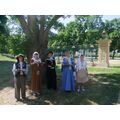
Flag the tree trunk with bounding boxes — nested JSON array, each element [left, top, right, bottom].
[[26, 32, 48, 84], [16, 15, 63, 84]]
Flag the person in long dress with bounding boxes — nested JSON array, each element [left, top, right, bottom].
[[76, 55, 88, 93], [30, 52, 42, 96], [46, 51, 57, 90], [61, 51, 75, 92], [12, 54, 28, 101]]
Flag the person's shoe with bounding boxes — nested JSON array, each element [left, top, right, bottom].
[[81, 87, 85, 92], [36, 92, 41, 96], [32, 92, 36, 96], [22, 97, 27, 101], [16, 98, 21, 102], [77, 88, 81, 93]]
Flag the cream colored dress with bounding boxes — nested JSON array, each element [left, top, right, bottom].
[[76, 60, 88, 83]]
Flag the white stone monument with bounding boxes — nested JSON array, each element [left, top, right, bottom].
[[97, 31, 112, 67]]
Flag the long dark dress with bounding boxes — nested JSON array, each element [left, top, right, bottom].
[[46, 57, 57, 90]]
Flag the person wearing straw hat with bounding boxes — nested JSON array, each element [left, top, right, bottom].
[[30, 52, 42, 96], [12, 54, 28, 101]]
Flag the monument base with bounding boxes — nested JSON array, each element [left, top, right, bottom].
[[97, 39, 111, 68], [97, 63, 109, 67]]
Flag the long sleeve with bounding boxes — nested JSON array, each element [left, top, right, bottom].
[[12, 63, 17, 76]]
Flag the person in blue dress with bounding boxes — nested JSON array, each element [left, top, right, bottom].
[[61, 51, 75, 92]]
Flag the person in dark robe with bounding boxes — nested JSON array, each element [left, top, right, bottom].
[[46, 51, 57, 90], [12, 54, 28, 101], [30, 52, 42, 96]]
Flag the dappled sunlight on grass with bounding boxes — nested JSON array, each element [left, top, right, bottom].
[[0, 54, 15, 62], [88, 66, 120, 74], [0, 57, 120, 104]]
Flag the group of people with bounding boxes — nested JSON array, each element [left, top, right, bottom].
[[62, 51, 88, 92], [12, 51, 88, 102]]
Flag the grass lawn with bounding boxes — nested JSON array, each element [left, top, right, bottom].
[[0, 54, 120, 105]]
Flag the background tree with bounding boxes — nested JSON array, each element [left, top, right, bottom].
[[49, 15, 105, 56], [0, 15, 9, 53], [104, 19, 120, 59], [16, 15, 63, 61]]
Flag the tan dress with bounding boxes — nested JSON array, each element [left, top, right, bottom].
[[76, 69, 88, 83], [30, 59, 42, 92], [76, 61, 88, 83]]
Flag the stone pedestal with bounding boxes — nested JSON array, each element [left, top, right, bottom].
[[97, 39, 111, 67]]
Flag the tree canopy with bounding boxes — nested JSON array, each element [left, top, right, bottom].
[[0, 15, 120, 59]]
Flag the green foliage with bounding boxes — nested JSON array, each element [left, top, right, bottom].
[[0, 15, 8, 35], [104, 18, 120, 57], [0, 15, 120, 58], [0, 15, 10, 53], [8, 34, 27, 55], [0, 34, 9, 53], [49, 15, 104, 52]]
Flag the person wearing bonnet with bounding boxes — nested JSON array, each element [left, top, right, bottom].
[[12, 54, 28, 101], [76, 54, 88, 93], [30, 52, 42, 96]]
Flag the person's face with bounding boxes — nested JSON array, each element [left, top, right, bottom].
[[80, 56, 84, 61], [65, 51, 70, 57], [48, 53, 52, 57], [18, 56, 23, 62], [34, 54, 39, 59]]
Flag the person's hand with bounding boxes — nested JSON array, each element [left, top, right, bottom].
[[17, 69, 20, 72], [20, 71, 23, 75], [36, 71, 40, 75], [34, 61, 37, 64]]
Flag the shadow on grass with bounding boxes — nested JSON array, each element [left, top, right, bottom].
[[0, 61, 32, 91], [110, 66, 120, 68], [0, 61, 15, 90], [0, 61, 120, 105], [21, 74, 120, 105]]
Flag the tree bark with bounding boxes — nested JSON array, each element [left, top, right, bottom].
[[16, 15, 63, 84], [16, 15, 62, 61]]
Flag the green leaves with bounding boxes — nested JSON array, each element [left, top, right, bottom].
[[49, 15, 104, 51]]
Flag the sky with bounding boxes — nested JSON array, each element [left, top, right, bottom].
[[59, 15, 120, 26], [51, 15, 120, 33], [9, 15, 120, 34], [103, 15, 120, 21]]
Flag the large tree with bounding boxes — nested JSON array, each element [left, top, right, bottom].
[[16, 15, 63, 61]]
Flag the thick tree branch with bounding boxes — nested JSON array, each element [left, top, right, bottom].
[[28, 15, 37, 32], [39, 15, 45, 30], [45, 15, 63, 32], [39, 16, 46, 45], [16, 15, 31, 36]]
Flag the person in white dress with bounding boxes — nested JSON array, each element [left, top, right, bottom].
[[76, 55, 88, 93]]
